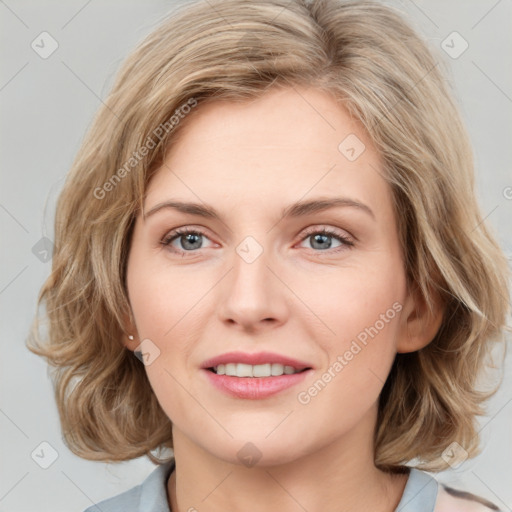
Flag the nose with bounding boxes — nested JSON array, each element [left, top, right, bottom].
[[218, 240, 289, 332]]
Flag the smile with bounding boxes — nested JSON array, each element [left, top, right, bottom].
[[209, 363, 306, 377]]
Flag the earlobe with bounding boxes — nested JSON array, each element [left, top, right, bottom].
[[396, 283, 444, 354], [121, 307, 139, 350], [121, 331, 139, 351]]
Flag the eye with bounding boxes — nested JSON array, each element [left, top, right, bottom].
[[161, 227, 214, 254], [297, 226, 354, 254], [160, 225, 354, 256]]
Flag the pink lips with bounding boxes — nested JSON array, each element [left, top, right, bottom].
[[201, 351, 312, 370], [201, 351, 313, 400]]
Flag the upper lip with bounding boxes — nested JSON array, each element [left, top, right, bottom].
[[201, 351, 313, 371]]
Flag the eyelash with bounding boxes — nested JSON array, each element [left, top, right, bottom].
[[160, 226, 354, 256]]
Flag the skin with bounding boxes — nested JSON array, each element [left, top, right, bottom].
[[123, 85, 443, 512]]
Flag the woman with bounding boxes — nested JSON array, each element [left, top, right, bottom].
[[28, 0, 510, 511]]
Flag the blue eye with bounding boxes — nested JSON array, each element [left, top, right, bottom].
[[299, 227, 354, 253], [161, 228, 212, 253], [161, 226, 354, 256]]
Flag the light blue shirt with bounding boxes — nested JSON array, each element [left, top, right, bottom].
[[82, 458, 497, 512]]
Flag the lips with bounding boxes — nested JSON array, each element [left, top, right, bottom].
[[200, 351, 314, 399], [201, 351, 312, 371]]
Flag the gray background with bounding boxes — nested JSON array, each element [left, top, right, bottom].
[[1, 0, 511, 511]]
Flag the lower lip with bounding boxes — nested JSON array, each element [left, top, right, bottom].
[[202, 368, 312, 399]]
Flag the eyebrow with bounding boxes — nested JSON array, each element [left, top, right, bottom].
[[143, 196, 375, 222]]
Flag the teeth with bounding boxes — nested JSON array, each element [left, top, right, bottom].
[[213, 363, 301, 377], [253, 363, 271, 377]]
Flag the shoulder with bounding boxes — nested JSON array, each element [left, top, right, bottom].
[[435, 484, 502, 512], [398, 467, 502, 512], [82, 483, 143, 512], [81, 460, 175, 512]]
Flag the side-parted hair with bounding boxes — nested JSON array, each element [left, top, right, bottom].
[[27, 0, 511, 471]]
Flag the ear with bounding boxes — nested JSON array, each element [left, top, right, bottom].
[[120, 306, 139, 351], [396, 281, 444, 354]]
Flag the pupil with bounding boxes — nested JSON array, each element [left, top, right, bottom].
[[183, 233, 201, 250], [312, 233, 331, 250]]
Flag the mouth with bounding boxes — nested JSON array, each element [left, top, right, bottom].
[[207, 363, 311, 377], [201, 351, 314, 399]]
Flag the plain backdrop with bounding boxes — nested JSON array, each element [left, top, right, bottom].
[[1, 0, 511, 511]]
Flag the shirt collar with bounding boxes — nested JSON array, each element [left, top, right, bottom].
[[136, 459, 438, 512], [138, 459, 175, 512], [394, 468, 439, 512]]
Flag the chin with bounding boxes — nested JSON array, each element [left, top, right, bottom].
[[200, 433, 310, 468]]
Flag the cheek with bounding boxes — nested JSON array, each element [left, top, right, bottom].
[[126, 256, 205, 425], [126, 248, 215, 406], [127, 246, 209, 340], [294, 270, 404, 428], [298, 259, 405, 349], [294, 263, 406, 419]]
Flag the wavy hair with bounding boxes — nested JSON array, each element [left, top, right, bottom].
[[27, 0, 511, 471]]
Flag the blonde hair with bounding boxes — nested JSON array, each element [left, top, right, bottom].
[[27, 0, 511, 471]]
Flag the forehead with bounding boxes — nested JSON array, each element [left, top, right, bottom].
[[144, 86, 392, 223]]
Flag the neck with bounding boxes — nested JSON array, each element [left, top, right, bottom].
[[167, 406, 408, 512]]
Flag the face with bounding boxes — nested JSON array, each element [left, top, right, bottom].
[[125, 86, 414, 467]]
